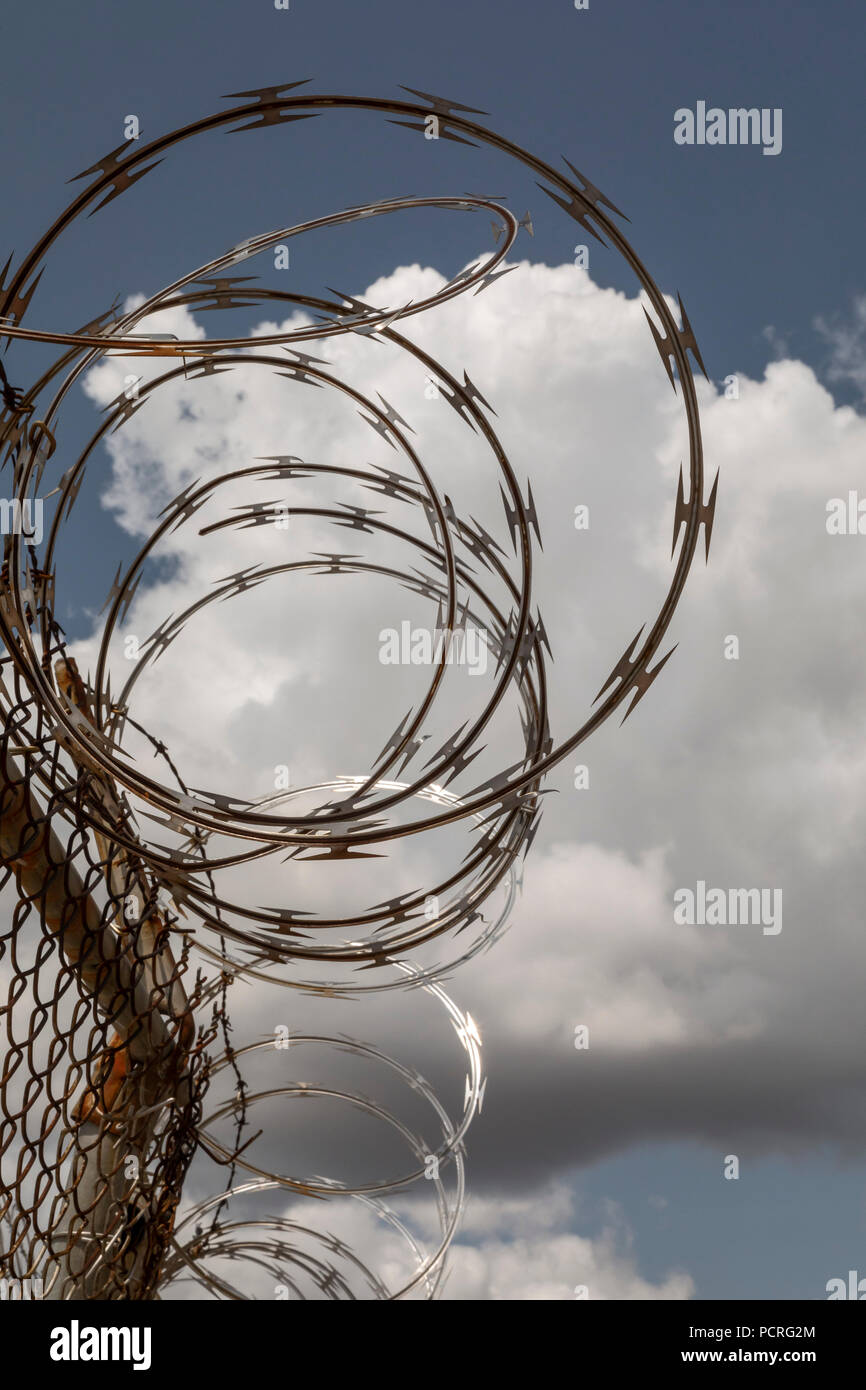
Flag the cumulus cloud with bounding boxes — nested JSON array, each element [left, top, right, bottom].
[[26, 249, 866, 1292], [815, 295, 866, 400], [164, 1181, 692, 1301], [444, 1184, 693, 1300]]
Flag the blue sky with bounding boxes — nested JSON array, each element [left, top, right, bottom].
[[3, 0, 862, 393], [3, 0, 861, 633], [3, 0, 866, 1301], [4, 0, 863, 637]]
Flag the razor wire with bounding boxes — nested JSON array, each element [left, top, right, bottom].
[[0, 85, 714, 1299]]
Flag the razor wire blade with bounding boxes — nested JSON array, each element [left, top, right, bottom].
[[0, 85, 713, 1299]]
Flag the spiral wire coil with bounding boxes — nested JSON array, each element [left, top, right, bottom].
[[0, 85, 712, 1299]]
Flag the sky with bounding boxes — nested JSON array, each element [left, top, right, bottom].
[[2, 0, 866, 1301]]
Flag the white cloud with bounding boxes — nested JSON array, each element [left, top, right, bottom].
[[438, 1184, 691, 1300], [66, 259, 866, 1117], [164, 1181, 693, 1301], [815, 295, 866, 399], [13, 251, 866, 1294]]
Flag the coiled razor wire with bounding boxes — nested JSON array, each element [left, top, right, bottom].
[[0, 85, 714, 1299]]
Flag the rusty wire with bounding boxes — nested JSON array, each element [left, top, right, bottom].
[[0, 86, 713, 1298]]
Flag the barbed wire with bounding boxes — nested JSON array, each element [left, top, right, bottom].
[[0, 85, 713, 1298]]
